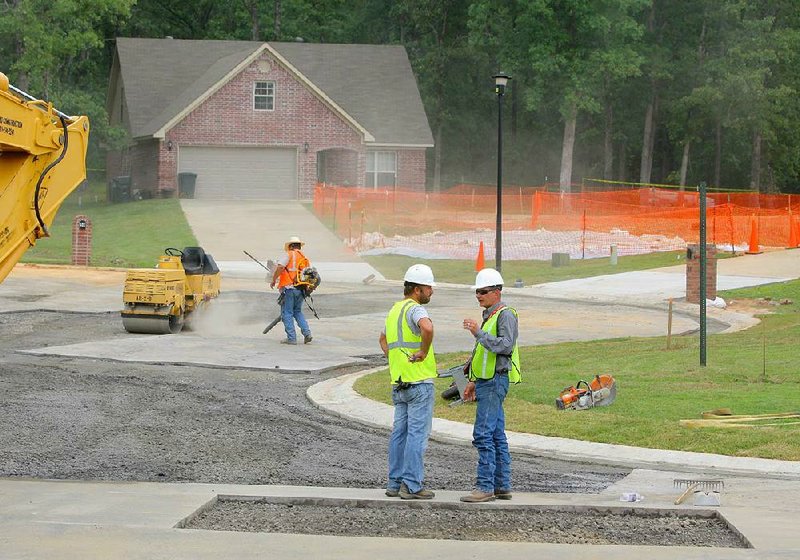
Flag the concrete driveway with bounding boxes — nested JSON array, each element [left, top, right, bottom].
[[180, 200, 383, 283]]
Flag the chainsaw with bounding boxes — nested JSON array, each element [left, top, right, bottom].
[[556, 374, 617, 410]]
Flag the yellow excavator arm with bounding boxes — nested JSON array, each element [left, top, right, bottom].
[[0, 71, 90, 283]]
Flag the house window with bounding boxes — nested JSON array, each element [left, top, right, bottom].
[[366, 151, 397, 189], [254, 81, 275, 111]]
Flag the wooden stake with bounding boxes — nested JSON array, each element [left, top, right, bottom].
[[667, 298, 673, 349]]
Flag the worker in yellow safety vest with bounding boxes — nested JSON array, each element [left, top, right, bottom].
[[460, 267, 521, 503], [379, 264, 437, 500]]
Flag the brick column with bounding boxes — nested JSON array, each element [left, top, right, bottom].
[[71, 215, 92, 266], [686, 244, 717, 303]]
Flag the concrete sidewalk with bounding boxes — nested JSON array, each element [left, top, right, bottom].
[[527, 248, 798, 304]]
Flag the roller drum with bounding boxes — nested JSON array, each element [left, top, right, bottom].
[[121, 313, 184, 334]]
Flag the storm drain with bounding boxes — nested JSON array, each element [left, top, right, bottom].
[[182, 496, 749, 548]]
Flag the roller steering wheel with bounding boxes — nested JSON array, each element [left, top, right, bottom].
[[165, 247, 184, 257]]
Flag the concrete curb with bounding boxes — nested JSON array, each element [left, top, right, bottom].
[[307, 370, 800, 480]]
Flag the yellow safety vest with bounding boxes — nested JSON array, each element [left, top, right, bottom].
[[385, 298, 436, 384], [470, 306, 521, 383]]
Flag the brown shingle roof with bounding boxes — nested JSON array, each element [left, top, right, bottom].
[[114, 38, 433, 146]]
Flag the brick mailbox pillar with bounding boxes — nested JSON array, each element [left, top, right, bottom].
[[71, 215, 92, 266], [686, 244, 717, 303]]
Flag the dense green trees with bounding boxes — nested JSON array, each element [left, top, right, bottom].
[[2, 0, 798, 191]]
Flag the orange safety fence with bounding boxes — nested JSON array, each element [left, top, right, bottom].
[[313, 183, 800, 261]]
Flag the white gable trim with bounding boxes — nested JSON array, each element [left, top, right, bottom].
[[153, 43, 374, 142]]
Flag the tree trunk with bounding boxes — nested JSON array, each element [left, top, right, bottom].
[[249, 1, 259, 40], [750, 130, 762, 191], [679, 139, 690, 188], [617, 141, 627, 182], [559, 104, 577, 193], [639, 90, 658, 184], [714, 120, 722, 188], [433, 124, 442, 192], [274, 0, 282, 39], [603, 102, 613, 180], [511, 81, 518, 141]]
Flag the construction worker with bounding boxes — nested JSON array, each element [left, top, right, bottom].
[[460, 267, 521, 503], [270, 235, 312, 345], [379, 264, 437, 500]]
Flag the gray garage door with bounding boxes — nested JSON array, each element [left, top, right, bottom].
[[178, 146, 297, 199]]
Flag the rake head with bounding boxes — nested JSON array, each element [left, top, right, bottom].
[[673, 478, 725, 491]]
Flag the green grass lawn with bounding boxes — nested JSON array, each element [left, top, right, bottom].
[[22, 181, 197, 268], [354, 279, 800, 460]]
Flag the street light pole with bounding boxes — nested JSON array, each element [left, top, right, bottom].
[[493, 72, 510, 273]]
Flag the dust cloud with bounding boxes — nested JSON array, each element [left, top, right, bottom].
[[189, 291, 276, 338]]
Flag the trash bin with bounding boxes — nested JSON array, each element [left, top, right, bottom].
[[178, 172, 197, 198], [109, 176, 131, 203]]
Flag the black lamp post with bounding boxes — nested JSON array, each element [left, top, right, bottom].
[[493, 72, 511, 272]]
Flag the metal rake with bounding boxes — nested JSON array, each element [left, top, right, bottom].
[[673, 478, 724, 505]]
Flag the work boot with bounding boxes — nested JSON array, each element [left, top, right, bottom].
[[385, 487, 400, 498], [280, 339, 297, 345], [399, 483, 435, 500], [304, 334, 313, 344], [494, 489, 512, 500], [460, 490, 495, 503]]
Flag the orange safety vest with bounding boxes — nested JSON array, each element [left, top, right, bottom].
[[278, 249, 310, 289]]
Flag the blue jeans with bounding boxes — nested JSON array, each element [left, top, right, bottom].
[[387, 383, 434, 494], [472, 375, 511, 493], [280, 287, 310, 343]]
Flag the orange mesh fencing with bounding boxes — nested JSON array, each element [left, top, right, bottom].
[[313, 183, 800, 260]]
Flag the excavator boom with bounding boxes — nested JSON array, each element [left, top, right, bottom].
[[0, 71, 90, 283]]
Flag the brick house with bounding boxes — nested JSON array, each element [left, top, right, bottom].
[[106, 38, 433, 199]]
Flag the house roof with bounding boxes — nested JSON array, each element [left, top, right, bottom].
[[113, 38, 434, 147]]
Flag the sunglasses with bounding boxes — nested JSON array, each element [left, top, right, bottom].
[[475, 288, 497, 295]]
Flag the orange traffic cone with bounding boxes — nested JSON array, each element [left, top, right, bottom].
[[788, 215, 799, 249], [746, 215, 762, 254], [475, 241, 485, 271]]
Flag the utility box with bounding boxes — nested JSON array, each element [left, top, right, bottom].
[[686, 244, 717, 303], [551, 253, 571, 267]]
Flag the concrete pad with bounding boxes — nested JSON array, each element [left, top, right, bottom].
[[20, 333, 366, 373]]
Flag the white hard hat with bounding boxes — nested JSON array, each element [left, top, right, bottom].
[[473, 268, 504, 290], [284, 235, 305, 250], [404, 264, 436, 286]]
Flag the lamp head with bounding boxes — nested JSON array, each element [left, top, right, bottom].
[[493, 72, 511, 96]]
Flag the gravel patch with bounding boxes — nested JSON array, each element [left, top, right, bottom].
[[187, 498, 748, 547]]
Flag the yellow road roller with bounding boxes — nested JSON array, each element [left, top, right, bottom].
[[121, 246, 221, 334]]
